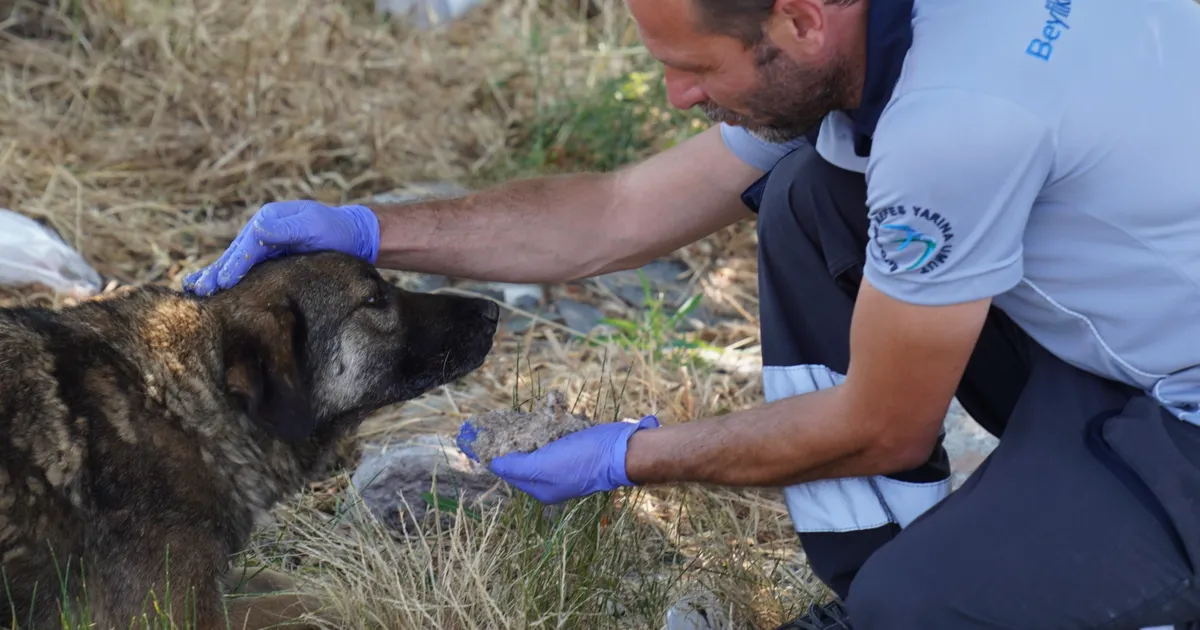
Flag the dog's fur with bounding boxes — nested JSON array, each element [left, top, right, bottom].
[[0, 251, 499, 629]]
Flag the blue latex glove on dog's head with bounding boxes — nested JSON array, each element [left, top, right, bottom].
[[183, 200, 380, 296], [457, 416, 661, 505]]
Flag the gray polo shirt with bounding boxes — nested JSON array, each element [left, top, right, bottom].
[[724, 0, 1200, 423]]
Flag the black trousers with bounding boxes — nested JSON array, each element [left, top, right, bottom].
[[750, 141, 1200, 629]]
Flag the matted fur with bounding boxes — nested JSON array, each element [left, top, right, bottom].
[[0, 251, 499, 629]]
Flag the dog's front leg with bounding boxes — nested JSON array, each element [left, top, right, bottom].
[[219, 591, 329, 630], [87, 557, 328, 630], [82, 526, 229, 630], [85, 571, 223, 630], [219, 564, 337, 630], [222, 564, 301, 595]]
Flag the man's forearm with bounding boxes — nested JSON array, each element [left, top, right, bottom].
[[368, 172, 626, 284], [625, 387, 934, 488]]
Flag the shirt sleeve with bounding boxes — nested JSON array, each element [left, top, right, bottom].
[[719, 122, 809, 172], [862, 89, 1057, 306]]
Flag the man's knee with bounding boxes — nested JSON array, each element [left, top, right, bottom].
[[757, 142, 868, 233], [755, 141, 870, 279], [759, 141, 826, 213], [844, 545, 965, 630]]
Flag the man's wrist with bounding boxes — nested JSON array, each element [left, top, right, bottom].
[[611, 416, 663, 487], [621, 421, 668, 486], [341, 204, 381, 264], [621, 429, 648, 486]]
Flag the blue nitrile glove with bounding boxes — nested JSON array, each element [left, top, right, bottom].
[[456, 416, 661, 505], [182, 200, 380, 296]]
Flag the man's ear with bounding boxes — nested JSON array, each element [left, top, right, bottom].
[[224, 302, 318, 443]]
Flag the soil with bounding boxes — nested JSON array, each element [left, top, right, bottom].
[[466, 390, 595, 466]]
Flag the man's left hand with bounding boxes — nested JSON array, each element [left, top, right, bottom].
[[457, 416, 660, 504]]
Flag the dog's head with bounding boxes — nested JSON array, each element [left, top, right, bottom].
[[208, 252, 499, 444]]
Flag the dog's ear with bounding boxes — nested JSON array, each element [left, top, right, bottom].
[[223, 301, 318, 442]]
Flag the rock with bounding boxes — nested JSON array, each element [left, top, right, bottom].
[[499, 283, 544, 309], [408, 274, 450, 293], [503, 307, 563, 334], [452, 281, 505, 302], [512, 295, 539, 311], [348, 434, 504, 533], [452, 281, 544, 307], [593, 259, 692, 308], [639, 259, 693, 285], [413, 274, 450, 292], [675, 303, 739, 331], [377, 270, 450, 295], [554, 298, 607, 334]]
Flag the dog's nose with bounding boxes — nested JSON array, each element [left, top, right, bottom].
[[481, 300, 500, 323]]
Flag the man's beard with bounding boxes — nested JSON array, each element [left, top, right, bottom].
[[700, 42, 850, 144]]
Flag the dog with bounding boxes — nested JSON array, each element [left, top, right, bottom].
[[0, 251, 500, 629]]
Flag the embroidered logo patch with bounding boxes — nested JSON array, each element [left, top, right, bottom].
[[868, 205, 956, 275]]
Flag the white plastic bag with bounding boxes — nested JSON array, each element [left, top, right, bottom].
[[374, 0, 484, 28], [665, 589, 730, 630], [0, 208, 103, 299]]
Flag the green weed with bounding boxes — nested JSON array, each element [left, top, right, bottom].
[[592, 270, 717, 368], [481, 65, 711, 183]]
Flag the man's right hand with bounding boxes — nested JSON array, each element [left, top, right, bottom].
[[184, 125, 764, 293], [183, 200, 380, 296]]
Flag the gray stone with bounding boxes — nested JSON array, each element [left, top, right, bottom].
[[348, 434, 505, 533], [410, 274, 450, 293], [678, 303, 737, 330], [511, 294, 540, 311], [378, 270, 450, 294], [640, 259, 692, 284], [554, 298, 606, 334], [594, 259, 693, 308], [452, 282, 544, 308], [499, 283, 544, 309], [453, 281, 505, 302], [504, 307, 564, 334]]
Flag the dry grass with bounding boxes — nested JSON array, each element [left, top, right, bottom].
[[0, 0, 829, 627]]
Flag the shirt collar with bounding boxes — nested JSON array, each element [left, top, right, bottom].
[[843, 0, 916, 157]]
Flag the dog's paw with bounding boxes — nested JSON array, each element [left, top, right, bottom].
[[222, 565, 300, 595], [223, 592, 334, 630]]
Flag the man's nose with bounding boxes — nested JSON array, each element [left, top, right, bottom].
[[664, 68, 707, 110]]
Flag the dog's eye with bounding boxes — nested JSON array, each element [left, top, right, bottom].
[[364, 288, 388, 308]]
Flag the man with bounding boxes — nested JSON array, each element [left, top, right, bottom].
[[185, 0, 1200, 626]]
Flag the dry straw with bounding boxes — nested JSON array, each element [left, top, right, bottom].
[[1, 0, 643, 285]]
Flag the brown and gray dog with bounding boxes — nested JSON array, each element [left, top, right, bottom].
[[0, 251, 500, 629]]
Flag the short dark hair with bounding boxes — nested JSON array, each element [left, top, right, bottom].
[[692, 0, 861, 46]]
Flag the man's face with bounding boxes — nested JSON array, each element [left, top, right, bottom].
[[628, 0, 853, 143]]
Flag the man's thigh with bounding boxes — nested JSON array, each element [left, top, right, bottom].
[[846, 343, 1200, 630]]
